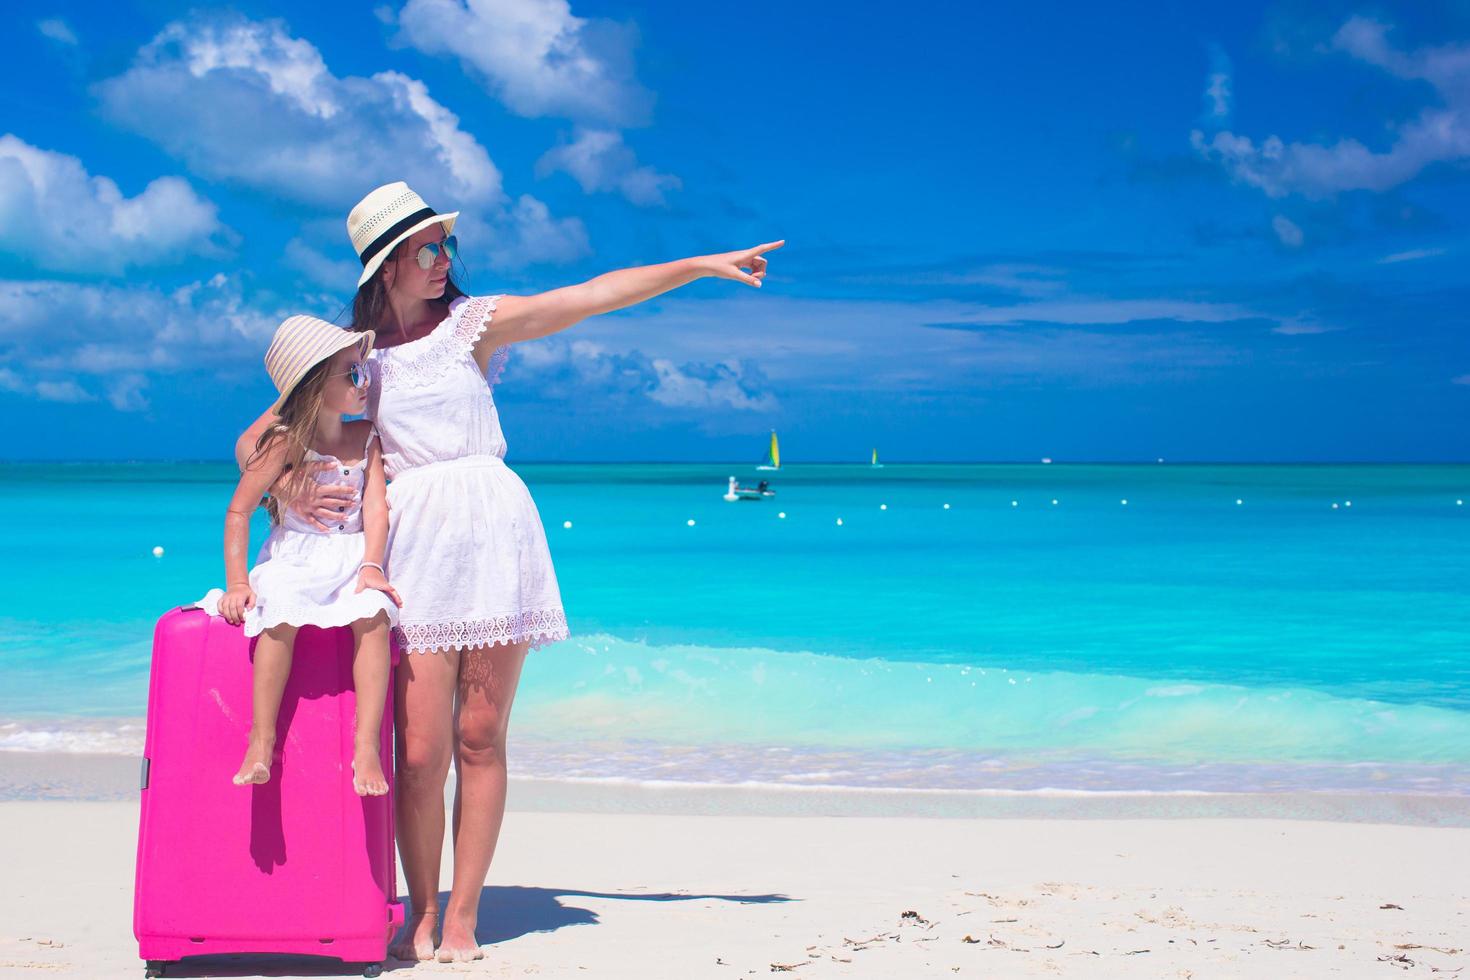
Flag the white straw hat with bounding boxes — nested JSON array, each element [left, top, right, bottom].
[[347, 181, 459, 288], [264, 315, 375, 414]]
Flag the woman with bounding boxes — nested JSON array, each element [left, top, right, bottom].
[[238, 181, 780, 962]]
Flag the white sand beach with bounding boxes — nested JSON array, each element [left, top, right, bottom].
[[2, 756, 1467, 979]]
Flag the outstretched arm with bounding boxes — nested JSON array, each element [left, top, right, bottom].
[[477, 240, 784, 370]]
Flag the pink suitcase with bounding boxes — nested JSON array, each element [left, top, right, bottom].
[[133, 607, 403, 978]]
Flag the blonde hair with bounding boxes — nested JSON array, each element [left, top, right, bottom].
[[247, 359, 332, 525]]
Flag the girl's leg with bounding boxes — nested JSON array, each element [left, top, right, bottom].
[[437, 641, 529, 963], [389, 647, 459, 961], [349, 612, 393, 796], [232, 624, 298, 786]]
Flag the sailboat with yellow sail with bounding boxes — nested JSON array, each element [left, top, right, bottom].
[[870, 447, 884, 468], [757, 430, 781, 471]]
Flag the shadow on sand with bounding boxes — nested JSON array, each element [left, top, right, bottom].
[[429, 883, 795, 945]]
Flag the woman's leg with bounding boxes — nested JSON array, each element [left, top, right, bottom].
[[349, 612, 393, 796], [232, 624, 297, 785], [389, 647, 459, 961], [437, 641, 529, 962]]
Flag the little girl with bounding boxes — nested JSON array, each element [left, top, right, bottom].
[[218, 315, 402, 797]]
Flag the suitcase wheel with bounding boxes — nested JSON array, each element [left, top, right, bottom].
[[144, 962, 168, 978]]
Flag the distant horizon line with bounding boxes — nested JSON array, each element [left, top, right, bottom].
[[6, 457, 1469, 467]]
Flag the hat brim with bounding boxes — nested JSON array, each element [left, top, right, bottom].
[[269, 330, 376, 416], [355, 212, 459, 288]]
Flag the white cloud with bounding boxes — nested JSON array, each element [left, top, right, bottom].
[[0, 135, 225, 274], [842, 263, 1070, 297], [554, 291, 1327, 400], [1453, 374, 1470, 385], [0, 274, 289, 410], [1204, 45, 1232, 119], [0, 368, 94, 404], [1272, 215, 1304, 248], [499, 333, 777, 412], [393, 0, 651, 126], [37, 18, 78, 45], [95, 14, 587, 272], [285, 239, 362, 289], [107, 374, 151, 411], [1378, 247, 1447, 264], [1192, 17, 1470, 197], [646, 359, 777, 411], [494, 195, 591, 266], [537, 128, 679, 206], [96, 18, 499, 207]]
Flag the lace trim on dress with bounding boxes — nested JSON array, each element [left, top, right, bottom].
[[453, 294, 509, 386], [373, 295, 508, 389], [393, 606, 569, 654]]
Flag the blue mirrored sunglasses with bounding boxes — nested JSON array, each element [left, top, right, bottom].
[[331, 361, 369, 389], [415, 235, 458, 270]]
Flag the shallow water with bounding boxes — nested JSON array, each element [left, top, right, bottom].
[[4, 461, 1468, 793]]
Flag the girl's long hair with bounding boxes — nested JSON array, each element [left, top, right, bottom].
[[247, 361, 332, 525], [350, 238, 466, 336]]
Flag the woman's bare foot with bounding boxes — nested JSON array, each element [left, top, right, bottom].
[[351, 744, 389, 796], [231, 733, 274, 786], [436, 912, 483, 963], [388, 909, 438, 961]]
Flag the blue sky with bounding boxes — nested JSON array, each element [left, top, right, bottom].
[[2, 0, 1468, 462]]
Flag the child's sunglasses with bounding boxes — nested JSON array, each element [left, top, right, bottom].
[[332, 362, 369, 389], [415, 235, 458, 270]]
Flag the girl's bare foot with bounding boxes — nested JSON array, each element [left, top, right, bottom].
[[351, 744, 389, 796], [231, 733, 274, 786], [436, 912, 483, 963], [389, 909, 438, 961]]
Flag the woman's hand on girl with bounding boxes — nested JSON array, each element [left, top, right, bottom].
[[355, 566, 403, 607], [220, 584, 256, 625], [286, 460, 360, 531], [700, 240, 784, 287]]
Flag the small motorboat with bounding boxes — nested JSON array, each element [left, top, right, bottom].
[[724, 476, 776, 501]]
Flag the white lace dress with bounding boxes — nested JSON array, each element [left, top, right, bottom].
[[366, 295, 569, 654], [243, 430, 400, 637]]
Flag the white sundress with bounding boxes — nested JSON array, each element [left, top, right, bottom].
[[243, 429, 400, 637], [366, 294, 568, 654]]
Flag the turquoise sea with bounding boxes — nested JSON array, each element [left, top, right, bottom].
[[3, 461, 1468, 795]]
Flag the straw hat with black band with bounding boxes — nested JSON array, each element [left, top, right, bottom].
[[347, 182, 459, 288], [264, 315, 375, 414]]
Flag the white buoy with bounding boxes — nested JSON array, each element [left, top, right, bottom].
[[1459, 499, 1464, 506], [835, 517, 844, 526], [686, 519, 696, 527], [1344, 500, 1353, 508], [778, 511, 787, 519], [1010, 500, 1018, 507], [1120, 499, 1129, 506], [562, 520, 572, 529], [1051, 499, 1058, 506], [880, 503, 887, 511], [1236, 499, 1243, 506], [943, 503, 951, 510], [1332, 503, 1339, 509], [151, 546, 164, 558]]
